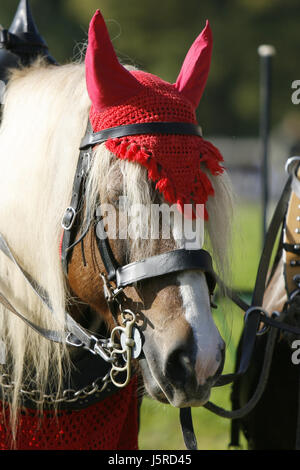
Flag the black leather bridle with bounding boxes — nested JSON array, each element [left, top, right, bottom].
[[57, 121, 300, 450], [60, 119, 216, 296], [2, 117, 300, 449], [59, 119, 218, 450], [1, 0, 298, 450], [0, 119, 217, 378]]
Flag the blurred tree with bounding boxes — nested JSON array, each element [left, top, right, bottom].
[[0, 0, 300, 138]]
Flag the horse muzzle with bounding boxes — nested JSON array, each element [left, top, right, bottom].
[[139, 333, 225, 407]]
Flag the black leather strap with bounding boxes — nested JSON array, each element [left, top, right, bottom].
[[95, 216, 120, 281], [115, 248, 215, 292], [0, 231, 111, 357], [237, 175, 292, 377], [95, 211, 216, 291], [61, 120, 93, 274], [213, 175, 292, 388], [283, 243, 300, 254], [80, 122, 203, 149], [180, 408, 198, 450], [202, 174, 294, 430]]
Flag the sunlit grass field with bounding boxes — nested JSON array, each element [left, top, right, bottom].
[[139, 202, 263, 450]]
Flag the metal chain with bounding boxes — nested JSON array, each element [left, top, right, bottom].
[[0, 274, 141, 406], [0, 311, 140, 405], [0, 371, 111, 405]]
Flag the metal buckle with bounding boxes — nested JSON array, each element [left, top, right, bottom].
[[244, 306, 270, 336], [65, 332, 83, 348], [90, 336, 113, 362], [61, 207, 76, 230], [285, 156, 300, 175], [100, 272, 124, 303], [289, 288, 300, 301], [81, 152, 91, 176]]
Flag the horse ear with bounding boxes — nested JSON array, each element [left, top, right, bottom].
[[85, 10, 143, 113], [174, 20, 212, 109]]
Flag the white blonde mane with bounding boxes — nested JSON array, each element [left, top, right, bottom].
[[0, 60, 233, 433]]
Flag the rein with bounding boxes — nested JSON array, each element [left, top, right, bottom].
[[1, 113, 300, 449], [206, 157, 300, 451]]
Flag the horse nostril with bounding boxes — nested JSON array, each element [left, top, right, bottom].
[[165, 347, 196, 386], [165, 342, 225, 388]]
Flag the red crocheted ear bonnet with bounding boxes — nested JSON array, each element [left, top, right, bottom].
[[85, 10, 224, 219]]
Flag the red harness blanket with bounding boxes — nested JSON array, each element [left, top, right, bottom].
[[0, 378, 138, 450]]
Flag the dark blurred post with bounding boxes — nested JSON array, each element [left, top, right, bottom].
[[258, 44, 276, 242]]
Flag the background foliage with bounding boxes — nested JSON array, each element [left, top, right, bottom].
[[1, 0, 300, 137]]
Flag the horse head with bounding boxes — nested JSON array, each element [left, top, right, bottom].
[[65, 10, 230, 408], [0, 9, 233, 441]]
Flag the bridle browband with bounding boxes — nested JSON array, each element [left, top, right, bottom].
[[80, 121, 203, 149]]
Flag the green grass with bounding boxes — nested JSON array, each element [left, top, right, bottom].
[[138, 202, 262, 450]]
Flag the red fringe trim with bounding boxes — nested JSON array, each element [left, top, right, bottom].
[[105, 137, 224, 220]]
